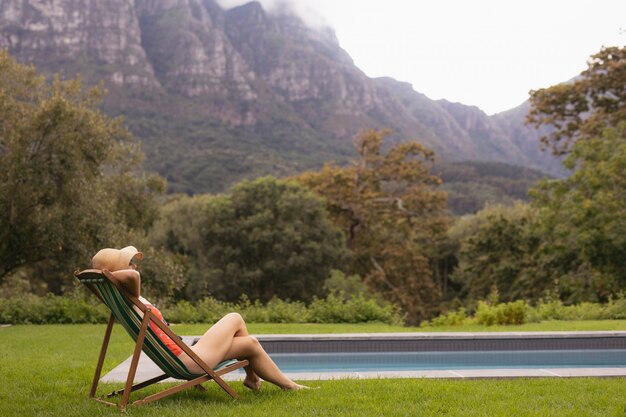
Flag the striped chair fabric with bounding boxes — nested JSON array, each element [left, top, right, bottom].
[[78, 271, 235, 381]]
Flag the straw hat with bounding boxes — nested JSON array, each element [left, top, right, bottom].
[[92, 246, 143, 272]]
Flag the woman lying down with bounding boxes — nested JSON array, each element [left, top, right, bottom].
[[91, 246, 310, 391]]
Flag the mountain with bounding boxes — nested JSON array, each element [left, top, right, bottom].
[[0, 0, 564, 194]]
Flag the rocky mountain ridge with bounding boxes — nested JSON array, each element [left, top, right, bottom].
[[0, 0, 563, 193]]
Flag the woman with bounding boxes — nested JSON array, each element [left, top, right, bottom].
[[91, 246, 308, 391]]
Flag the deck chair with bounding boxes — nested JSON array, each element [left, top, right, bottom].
[[75, 269, 249, 410]]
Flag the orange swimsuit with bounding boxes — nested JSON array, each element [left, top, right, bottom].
[[143, 300, 183, 357]]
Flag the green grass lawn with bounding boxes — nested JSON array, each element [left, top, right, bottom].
[[191, 319, 626, 335], [2, 322, 626, 416]]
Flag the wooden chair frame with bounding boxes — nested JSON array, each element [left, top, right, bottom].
[[76, 269, 249, 410]]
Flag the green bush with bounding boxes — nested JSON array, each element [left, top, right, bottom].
[[263, 298, 307, 323], [560, 302, 606, 321], [166, 300, 200, 323], [306, 292, 402, 325], [424, 308, 467, 327], [529, 294, 626, 321], [238, 297, 270, 323], [475, 300, 528, 326], [0, 294, 41, 324], [168, 292, 401, 325], [533, 299, 567, 320], [603, 295, 626, 319], [0, 291, 108, 324], [167, 298, 234, 323], [194, 297, 234, 323], [424, 293, 626, 328], [4, 290, 626, 326], [0, 291, 402, 325]]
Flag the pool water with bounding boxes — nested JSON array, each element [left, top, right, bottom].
[[269, 350, 626, 372]]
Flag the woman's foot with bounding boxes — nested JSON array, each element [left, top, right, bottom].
[[243, 375, 263, 391], [283, 382, 312, 391]]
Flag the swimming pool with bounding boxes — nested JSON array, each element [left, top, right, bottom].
[[103, 331, 626, 382], [256, 331, 626, 375], [269, 350, 626, 372]]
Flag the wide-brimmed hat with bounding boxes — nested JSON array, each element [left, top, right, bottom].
[[92, 246, 143, 272]]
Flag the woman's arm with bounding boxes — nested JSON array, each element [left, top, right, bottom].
[[106, 269, 141, 297]]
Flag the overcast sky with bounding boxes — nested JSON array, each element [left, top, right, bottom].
[[217, 0, 625, 115]]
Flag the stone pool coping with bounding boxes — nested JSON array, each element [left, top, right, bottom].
[[101, 332, 626, 382], [254, 331, 626, 353], [255, 331, 626, 340]]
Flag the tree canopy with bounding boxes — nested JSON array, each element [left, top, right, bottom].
[[297, 130, 449, 323], [450, 203, 544, 303], [453, 45, 626, 306], [0, 50, 164, 292], [527, 46, 626, 155], [524, 46, 626, 302], [454, 123, 626, 305], [149, 176, 348, 302], [529, 122, 626, 302]]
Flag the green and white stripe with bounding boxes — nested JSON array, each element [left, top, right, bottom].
[[78, 272, 235, 380]]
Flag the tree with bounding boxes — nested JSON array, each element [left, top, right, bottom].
[[451, 125, 626, 305], [527, 46, 626, 155], [525, 45, 626, 302], [296, 130, 449, 323], [450, 203, 545, 303], [150, 177, 348, 302], [450, 46, 626, 307], [529, 123, 626, 302], [0, 50, 164, 292]]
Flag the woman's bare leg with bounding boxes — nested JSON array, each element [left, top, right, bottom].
[[181, 313, 305, 390], [222, 335, 307, 390], [182, 313, 260, 388]]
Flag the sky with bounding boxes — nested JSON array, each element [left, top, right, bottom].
[[217, 0, 625, 115]]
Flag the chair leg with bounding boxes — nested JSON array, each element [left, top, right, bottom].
[[90, 314, 115, 398], [212, 364, 246, 399], [119, 312, 151, 409]]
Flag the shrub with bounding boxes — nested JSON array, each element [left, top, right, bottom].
[[0, 290, 403, 325], [474, 300, 528, 325], [604, 294, 626, 319], [306, 292, 402, 324], [194, 297, 234, 323], [6, 290, 626, 327], [533, 298, 567, 320], [238, 296, 269, 323], [528, 294, 626, 321], [560, 302, 605, 321], [263, 298, 307, 323], [166, 300, 201, 323], [0, 290, 108, 324], [0, 294, 43, 324], [237, 295, 308, 323], [425, 308, 468, 327], [166, 298, 233, 323], [167, 292, 402, 325]]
